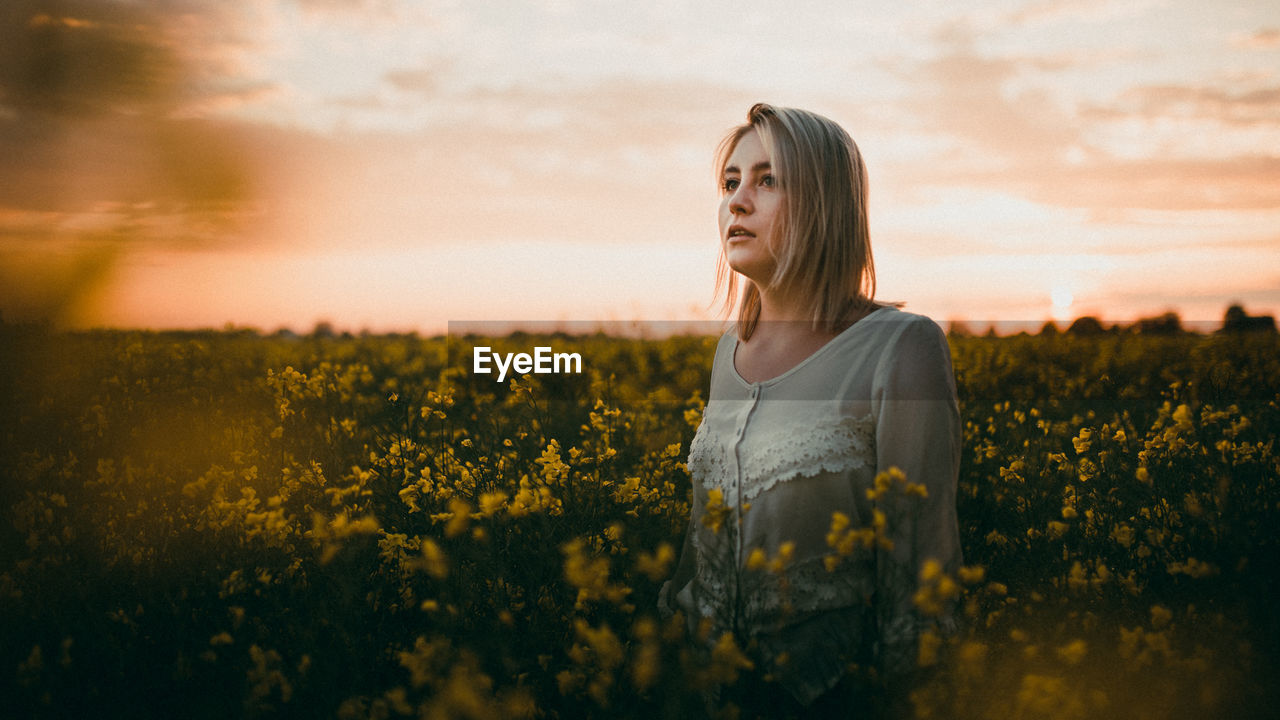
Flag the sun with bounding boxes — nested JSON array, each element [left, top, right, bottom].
[[1050, 286, 1074, 322]]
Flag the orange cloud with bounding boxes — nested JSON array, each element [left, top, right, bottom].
[[1232, 28, 1280, 50], [0, 0, 269, 323], [1100, 84, 1280, 127], [867, 22, 1280, 214]]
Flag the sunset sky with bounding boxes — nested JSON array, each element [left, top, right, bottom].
[[1, 0, 1277, 333]]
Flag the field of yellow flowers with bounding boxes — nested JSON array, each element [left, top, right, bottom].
[[1, 325, 1277, 719]]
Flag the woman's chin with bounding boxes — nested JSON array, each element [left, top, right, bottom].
[[726, 254, 772, 283]]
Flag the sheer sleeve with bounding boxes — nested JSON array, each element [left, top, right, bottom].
[[870, 316, 963, 678]]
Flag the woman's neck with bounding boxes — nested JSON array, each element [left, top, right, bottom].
[[751, 286, 873, 341], [756, 286, 809, 325], [735, 287, 840, 383]]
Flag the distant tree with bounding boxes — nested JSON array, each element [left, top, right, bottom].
[[1135, 312, 1184, 335], [1066, 316, 1106, 335], [312, 321, 336, 338], [1224, 304, 1245, 327], [947, 320, 974, 337], [1039, 321, 1060, 336], [1221, 304, 1277, 334]]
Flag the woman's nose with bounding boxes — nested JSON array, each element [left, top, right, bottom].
[[729, 187, 752, 215]]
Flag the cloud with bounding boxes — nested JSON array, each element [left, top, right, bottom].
[[876, 26, 1086, 200], [0, 1, 271, 210], [293, 0, 399, 17], [1046, 156, 1280, 211], [901, 146, 1280, 213], [1095, 84, 1280, 127], [1001, 0, 1164, 27], [874, 23, 1280, 215], [172, 82, 281, 119], [0, 0, 272, 322], [0, 1, 178, 118], [902, 26, 1086, 159], [0, 3, 756, 258], [223, 78, 757, 252], [384, 67, 440, 95], [1232, 28, 1280, 50]]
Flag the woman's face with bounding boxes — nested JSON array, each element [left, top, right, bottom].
[[719, 128, 783, 285]]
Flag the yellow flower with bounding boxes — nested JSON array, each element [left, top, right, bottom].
[[1067, 561, 1088, 593], [1150, 605, 1173, 629], [937, 575, 959, 600], [827, 511, 851, 540], [574, 619, 624, 670], [1168, 557, 1218, 578], [444, 498, 470, 538], [1172, 403, 1193, 430], [561, 538, 630, 608], [536, 440, 570, 482], [1107, 522, 1133, 548], [958, 640, 987, 666], [478, 491, 507, 517], [917, 629, 941, 667], [768, 542, 795, 574], [1093, 563, 1113, 586], [700, 488, 731, 534], [708, 632, 754, 684], [872, 508, 888, 533], [1072, 428, 1093, 454], [635, 544, 675, 582], [630, 639, 660, 692], [867, 467, 906, 501], [419, 539, 448, 580], [1056, 639, 1087, 665], [1118, 626, 1143, 659], [556, 669, 582, 695]]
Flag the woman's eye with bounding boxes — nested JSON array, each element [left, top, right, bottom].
[[760, 174, 775, 188], [722, 178, 740, 192]]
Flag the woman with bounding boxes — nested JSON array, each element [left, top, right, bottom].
[[659, 104, 963, 716]]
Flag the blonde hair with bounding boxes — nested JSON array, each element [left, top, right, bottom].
[[715, 103, 877, 340]]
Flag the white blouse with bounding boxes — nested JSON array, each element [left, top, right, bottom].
[[659, 306, 963, 705]]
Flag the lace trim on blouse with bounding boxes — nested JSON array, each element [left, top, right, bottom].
[[688, 404, 874, 500], [686, 419, 727, 495]]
